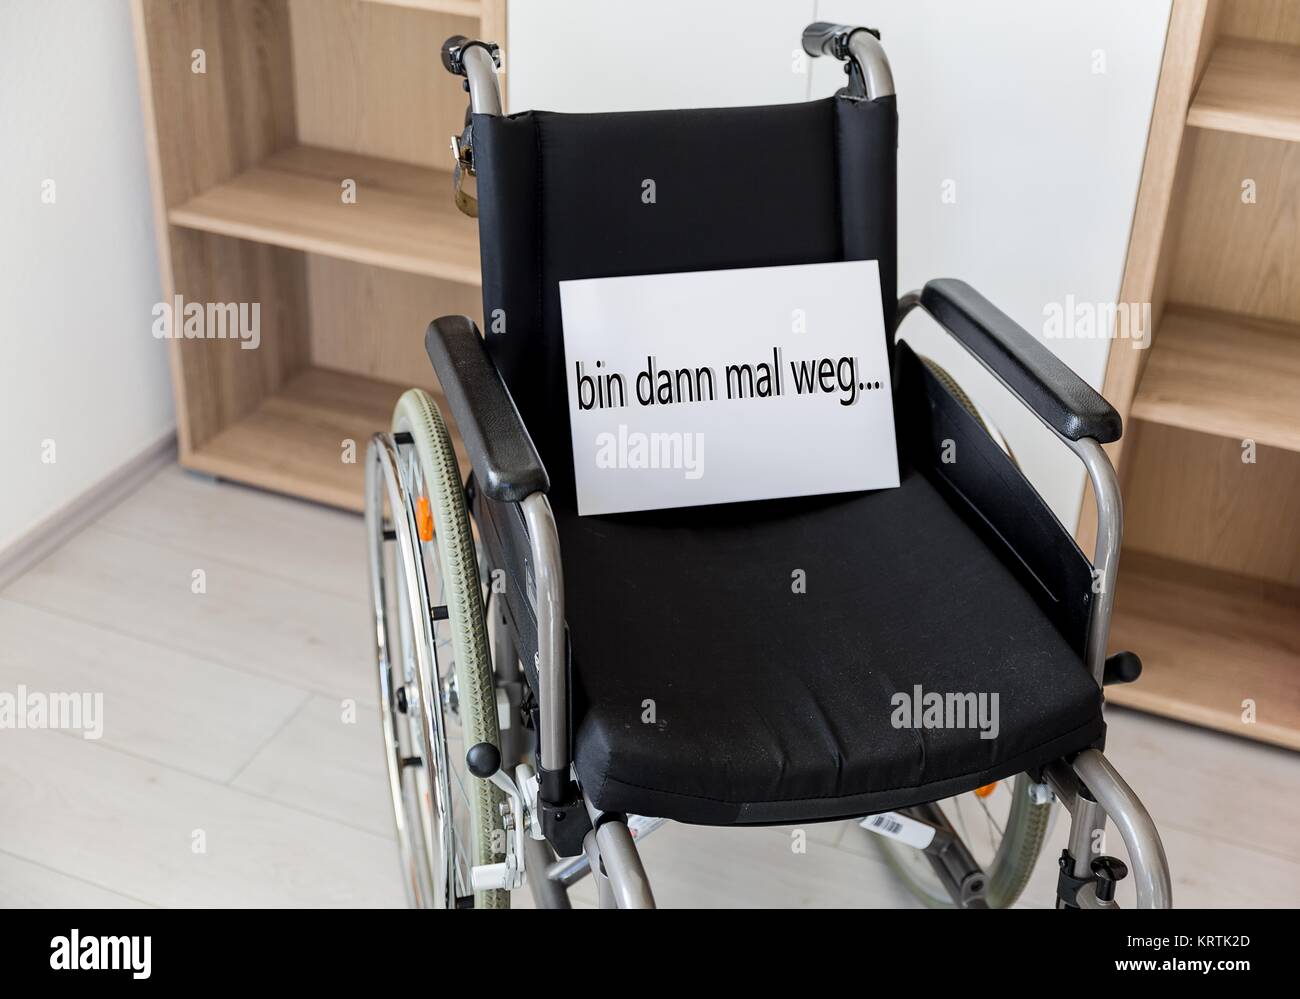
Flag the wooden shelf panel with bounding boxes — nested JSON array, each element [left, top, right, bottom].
[[169, 145, 481, 285], [1108, 552, 1300, 750], [1188, 38, 1300, 142], [186, 366, 467, 512], [1122, 421, 1300, 587], [1131, 308, 1300, 452], [362, 0, 483, 15]]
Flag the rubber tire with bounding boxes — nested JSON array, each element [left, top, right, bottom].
[[393, 389, 509, 910]]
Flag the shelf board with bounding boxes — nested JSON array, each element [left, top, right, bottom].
[[186, 366, 467, 512], [1131, 307, 1300, 452], [362, 0, 483, 15], [169, 145, 480, 285], [1108, 552, 1300, 750], [1187, 37, 1300, 142]]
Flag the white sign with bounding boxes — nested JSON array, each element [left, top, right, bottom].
[[559, 260, 899, 516]]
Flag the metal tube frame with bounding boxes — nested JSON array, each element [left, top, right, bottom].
[[1072, 749, 1172, 908], [461, 44, 503, 116], [455, 41, 657, 909], [519, 493, 567, 775], [844, 31, 895, 100]]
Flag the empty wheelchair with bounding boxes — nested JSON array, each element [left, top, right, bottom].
[[365, 22, 1171, 909]]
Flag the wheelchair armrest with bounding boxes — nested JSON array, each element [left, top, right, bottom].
[[918, 279, 1122, 444], [424, 315, 550, 502]]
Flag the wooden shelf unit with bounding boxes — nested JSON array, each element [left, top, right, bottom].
[[132, 0, 504, 510], [1082, 0, 1300, 749]]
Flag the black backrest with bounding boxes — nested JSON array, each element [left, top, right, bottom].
[[472, 95, 898, 503]]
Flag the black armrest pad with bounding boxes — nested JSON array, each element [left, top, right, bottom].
[[424, 315, 549, 503], [920, 279, 1122, 443]]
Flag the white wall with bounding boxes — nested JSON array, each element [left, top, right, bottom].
[[0, 1, 173, 553], [507, 0, 1170, 528]]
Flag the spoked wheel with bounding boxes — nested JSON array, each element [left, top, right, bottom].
[[872, 774, 1054, 908], [366, 388, 509, 909]]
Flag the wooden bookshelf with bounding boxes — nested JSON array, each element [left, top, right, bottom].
[[132, 0, 503, 509], [1081, 0, 1300, 749]]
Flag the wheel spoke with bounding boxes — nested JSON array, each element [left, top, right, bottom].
[[954, 795, 973, 849], [975, 791, 1005, 840]]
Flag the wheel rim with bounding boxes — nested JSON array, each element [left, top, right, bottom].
[[367, 433, 460, 908], [395, 420, 479, 905]]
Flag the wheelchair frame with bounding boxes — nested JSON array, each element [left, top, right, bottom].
[[378, 23, 1173, 910]]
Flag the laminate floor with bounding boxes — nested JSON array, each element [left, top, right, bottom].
[[2, 466, 1296, 908]]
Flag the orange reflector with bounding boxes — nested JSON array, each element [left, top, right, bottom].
[[416, 497, 434, 541], [974, 782, 998, 799]]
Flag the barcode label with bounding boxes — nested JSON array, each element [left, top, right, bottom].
[[859, 811, 936, 850]]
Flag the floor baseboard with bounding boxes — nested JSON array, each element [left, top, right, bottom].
[[0, 431, 178, 592]]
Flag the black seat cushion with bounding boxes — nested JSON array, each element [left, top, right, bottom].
[[559, 462, 1104, 825]]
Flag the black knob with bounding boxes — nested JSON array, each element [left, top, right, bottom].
[[1091, 856, 1128, 902], [1103, 651, 1143, 686], [466, 742, 500, 779], [441, 34, 470, 75]]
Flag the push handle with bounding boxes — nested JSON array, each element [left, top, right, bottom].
[[441, 34, 500, 77], [441, 33, 470, 75], [802, 21, 845, 58], [439, 34, 502, 115], [801, 21, 882, 59], [799, 22, 893, 100]]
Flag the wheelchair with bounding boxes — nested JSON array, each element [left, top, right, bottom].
[[365, 22, 1172, 910]]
